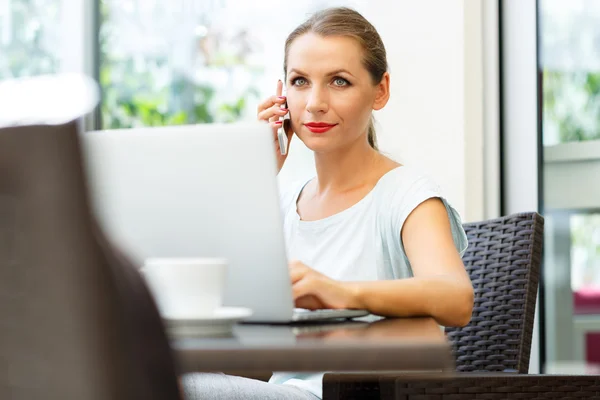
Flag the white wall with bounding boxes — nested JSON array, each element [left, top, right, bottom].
[[278, 0, 486, 222]]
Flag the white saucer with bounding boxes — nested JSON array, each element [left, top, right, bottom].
[[163, 307, 253, 337]]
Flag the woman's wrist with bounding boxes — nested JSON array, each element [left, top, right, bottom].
[[344, 281, 367, 310]]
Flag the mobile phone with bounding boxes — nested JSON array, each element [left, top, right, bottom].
[[277, 87, 289, 155]]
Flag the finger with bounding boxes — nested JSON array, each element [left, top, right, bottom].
[[257, 95, 286, 116], [295, 295, 324, 311], [270, 120, 283, 132], [269, 106, 288, 123], [258, 104, 288, 122], [276, 79, 283, 97], [265, 109, 288, 124], [288, 259, 304, 269], [292, 278, 317, 300], [288, 260, 308, 274], [289, 266, 305, 284]]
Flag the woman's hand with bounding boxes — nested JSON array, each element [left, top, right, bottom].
[[289, 260, 365, 310], [257, 80, 294, 173]]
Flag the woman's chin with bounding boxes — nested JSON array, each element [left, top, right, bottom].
[[304, 143, 334, 154], [298, 135, 335, 152]]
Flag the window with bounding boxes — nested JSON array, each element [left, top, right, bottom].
[[0, 0, 61, 79], [539, 0, 600, 369], [98, 0, 352, 129], [541, 0, 600, 145], [571, 214, 600, 292]]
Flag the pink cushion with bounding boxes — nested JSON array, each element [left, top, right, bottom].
[[586, 332, 600, 364], [574, 286, 600, 315]]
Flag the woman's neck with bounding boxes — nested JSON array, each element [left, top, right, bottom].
[[313, 138, 381, 194]]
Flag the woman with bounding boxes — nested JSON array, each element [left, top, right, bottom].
[[182, 6, 473, 400]]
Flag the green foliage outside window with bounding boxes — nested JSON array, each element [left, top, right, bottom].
[[0, 0, 59, 79], [98, 0, 261, 129], [543, 70, 600, 143]]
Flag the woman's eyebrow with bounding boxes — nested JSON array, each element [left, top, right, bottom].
[[289, 68, 308, 76], [326, 69, 355, 77], [288, 68, 355, 78]]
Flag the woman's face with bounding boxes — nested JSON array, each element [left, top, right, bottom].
[[285, 33, 389, 153]]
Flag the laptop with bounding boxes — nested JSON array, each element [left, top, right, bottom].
[[80, 122, 369, 323]]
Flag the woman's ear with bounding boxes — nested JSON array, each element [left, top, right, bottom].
[[373, 72, 390, 111]]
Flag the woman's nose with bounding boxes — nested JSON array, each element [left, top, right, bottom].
[[305, 88, 329, 114]]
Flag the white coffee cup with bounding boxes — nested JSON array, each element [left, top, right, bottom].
[[141, 257, 228, 319]]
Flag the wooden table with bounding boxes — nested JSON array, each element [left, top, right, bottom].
[[170, 316, 454, 375]]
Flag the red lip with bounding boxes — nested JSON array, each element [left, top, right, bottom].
[[305, 122, 337, 134]]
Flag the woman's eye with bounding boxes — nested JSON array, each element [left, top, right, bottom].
[[292, 78, 307, 86], [333, 77, 349, 87]]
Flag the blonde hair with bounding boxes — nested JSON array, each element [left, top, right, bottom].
[[284, 7, 388, 150]]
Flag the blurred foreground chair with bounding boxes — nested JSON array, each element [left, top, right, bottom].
[[324, 212, 600, 399], [0, 117, 181, 399]]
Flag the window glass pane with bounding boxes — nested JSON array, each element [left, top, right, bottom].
[[540, 0, 600, 371], [541, 0, 600, 145], [0, 0, 61, 79], [99, 0, 354, 129], [571, 214, 600, 293]]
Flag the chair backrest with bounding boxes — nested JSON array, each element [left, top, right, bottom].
[[445, 212, 544, 374], [0, 120, 181, 399]]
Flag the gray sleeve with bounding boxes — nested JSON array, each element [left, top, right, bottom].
[[388, 174, 468, 263]]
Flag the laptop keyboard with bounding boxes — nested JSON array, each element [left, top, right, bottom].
[[292, 308, 368, 321], [294, 308, 343, 314]]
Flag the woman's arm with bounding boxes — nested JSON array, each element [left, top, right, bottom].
[[349, 198, 473, 326], [291, 198, 474, 327]]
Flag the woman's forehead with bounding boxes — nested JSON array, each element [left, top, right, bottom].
[[286, 33, 365, 75]]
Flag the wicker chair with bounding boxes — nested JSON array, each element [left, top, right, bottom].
[[0, 120, 181, 400], [324, 212, 600, 399], [447, 212, 543, 374]]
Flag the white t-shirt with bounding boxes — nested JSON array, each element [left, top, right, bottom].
[[269, 165, 468, 399]]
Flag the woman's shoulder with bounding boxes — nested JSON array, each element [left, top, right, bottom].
[[374, 164, 468, 257], [372, 164, 449, 222], [374, 165, 442, 200]]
